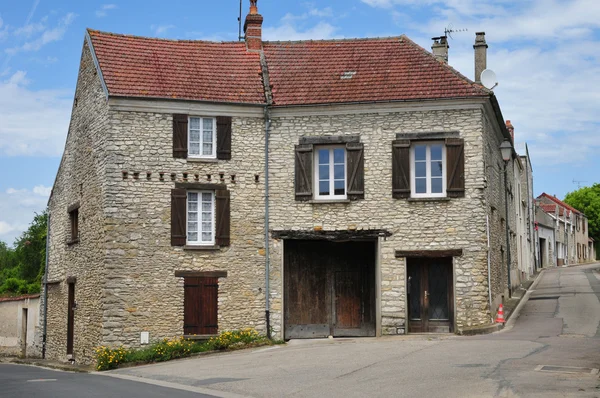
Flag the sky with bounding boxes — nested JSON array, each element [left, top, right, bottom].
[[0, 0, 599, 245]]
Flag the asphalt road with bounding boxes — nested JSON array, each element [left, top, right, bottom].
[[0, 363, 217, 398], [2, 263, 599, 397]]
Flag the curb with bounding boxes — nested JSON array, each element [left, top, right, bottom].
[[3, 358, 91, 373], [457, 322, 503, 336]]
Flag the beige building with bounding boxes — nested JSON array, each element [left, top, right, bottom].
[[0, 294, 40, 357], [44, 2, 521, 364]]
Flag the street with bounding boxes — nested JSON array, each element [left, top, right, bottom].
[[2, 263, 599, 397]]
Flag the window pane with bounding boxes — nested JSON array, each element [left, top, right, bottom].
[[319, 165, 329, 180], [415, 178, 426, 193], [203, 118, 213, 130], [202, 212, 211, 222], [190, 131, 200, 142], [188, 213, 198, 222], [333, 148, 345, 164], [414, 145, 426, 161], [431, 161, 443, 177], [319, 180, 329, 196], [334, 164, 344, 180], [334, 180, 345, 195], [188, 232, 198, 242], [203, 143, 213, 155], [415, 161, 426, 178], [203, 130, 212, 143], [188, 202, 198, 212], [188, 192, 198, 201], [431, 177, 443, 193], [318, 149, 329, 165], [202, 232, 212, 242], [190, 117, 200, 129], [188, 222, 198, 232], [202, 192, 212, 202], [202, 202, 212, 211], [202, 222, 212, 232], [431, 144, 443, 161], [190, 143, 200, 155]]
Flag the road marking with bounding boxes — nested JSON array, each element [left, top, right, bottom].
[[27, 379, 57, 382]]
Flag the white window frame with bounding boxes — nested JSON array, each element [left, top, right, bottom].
[[410, 141, 446, 198], [186, 190, 215, 246], [188, 116, 217, 159], [314, 145, 347, 200]]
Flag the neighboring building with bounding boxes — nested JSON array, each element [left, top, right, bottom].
[[44, 1, 521, 364], [0, 294, 40, 358], [590, 238, 596, 261], [535, 204, 556, 268]]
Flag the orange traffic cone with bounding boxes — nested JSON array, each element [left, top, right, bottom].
[[496, 304, 505, 324]]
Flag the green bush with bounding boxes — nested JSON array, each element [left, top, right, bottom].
[[95, 329, 271, 371]]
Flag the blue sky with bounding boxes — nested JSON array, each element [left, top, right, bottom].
[[0, 0, 599, 245]]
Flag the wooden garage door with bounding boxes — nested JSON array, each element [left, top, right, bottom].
[[184, 277, 218, 335]]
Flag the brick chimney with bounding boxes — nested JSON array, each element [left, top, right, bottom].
[[244, 0, 263, 51], [431, 36, 449, 63], [473, 32, 488, 83], [506, 120, 514, 143]]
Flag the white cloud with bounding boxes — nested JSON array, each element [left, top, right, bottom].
[[0, 186, 49, 245], [151, 24, 175, 36], [263, 22, 339, 41], [96, 4, 117, 18], [6, 12, 76, 55], [0, 71, 71, 157]]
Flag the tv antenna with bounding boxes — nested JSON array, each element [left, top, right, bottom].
[[444, 24, 467, 40], [238, 0, 243, 41], [572, 179, 587, 189]]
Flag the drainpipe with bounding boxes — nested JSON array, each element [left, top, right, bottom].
[[264, 106, 271, 339], [503, 162, 512, 298], [42, 211, 50, 359], [486, 214, 493, 322]]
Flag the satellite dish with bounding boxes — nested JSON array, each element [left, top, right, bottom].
[[480, 69, 498, 90]]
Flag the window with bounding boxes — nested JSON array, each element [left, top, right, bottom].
[[314, 146, 347, 200], [187, 191, 215, 245], [188, 117, 216, 158], [68, 207, 79, 244], [410, 142, 446, 198]]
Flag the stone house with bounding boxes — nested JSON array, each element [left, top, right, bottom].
[[43, 1, 520, 363], [535, 204, 556, 268]]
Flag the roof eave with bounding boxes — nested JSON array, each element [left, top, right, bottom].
[[85, 29, 109, 99]]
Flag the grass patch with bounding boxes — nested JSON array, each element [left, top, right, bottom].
[[95, 329, 273, 371]]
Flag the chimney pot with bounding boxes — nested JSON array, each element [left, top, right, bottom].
[[431, 36, 449, 63], [244, 0, 263, 51], [473, 31, 488, 83], [505, 120, 515, 143]]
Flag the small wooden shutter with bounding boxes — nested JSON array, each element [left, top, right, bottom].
[[216, 116, 232, 160], [392, 139, 411, 198], [446, 138, 465, 198], [346, 142, 364, 200], [295, 144, 313, 201], [215, 189, 230, 247], [173, 114, 188, 159], [171, 188, 187, 246], [184, 277, 218, 335]]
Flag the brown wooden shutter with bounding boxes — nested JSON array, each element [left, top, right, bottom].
[[346, 142, 364, 200], [184, 277, 218, 335], [215, 189, 230, 247], [295, 144, 313, 201], [173, 114, 188, 159], [171, 188, 187, 246], [216, 116, 232, 160], [446, 138, 465, 198], [392, 139, 411, 198]]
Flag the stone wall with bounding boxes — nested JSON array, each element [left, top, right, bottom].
[[100, 109, 268, 348], [45, 40, 109, 363], [267, 106, 494, 336]]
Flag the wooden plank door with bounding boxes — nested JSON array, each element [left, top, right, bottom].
[[67, 282, 75, 355], [334, 271, 362, 329], [184, 277, 218, 335]]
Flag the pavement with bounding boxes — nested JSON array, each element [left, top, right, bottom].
[[2, 262, 599, 397]]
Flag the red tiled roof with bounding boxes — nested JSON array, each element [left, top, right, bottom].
[[263, 36, 489, 106], [538, 193, 581, 214], [87, 30, 266, 104], [87, 30, 490, 105], [0, 294, 40, 303], [540, 204, 557, 214]]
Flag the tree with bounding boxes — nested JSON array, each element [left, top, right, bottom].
[[564, 183, 600, 259]]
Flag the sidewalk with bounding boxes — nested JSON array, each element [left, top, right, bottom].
[[503, 270, 540, 321], [0, 356, 93, 373]]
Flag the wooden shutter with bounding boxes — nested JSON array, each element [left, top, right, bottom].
[[346, 142, 364, 200], [171, 188, 187, 246], [184, 277, 218, 335], [173, 114, 188, 159], [446, 138, 465, 198], [216, 116, 232, 160], [392, 139, 411, 198], [295, 144, 313, 201], [215, 189, 230, 247]]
